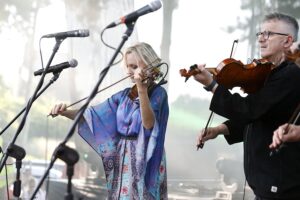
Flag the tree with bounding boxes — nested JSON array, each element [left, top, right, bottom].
[[160, 0, 178, 90], [227, 0, 300, 58], [0, 0, 51, 99]]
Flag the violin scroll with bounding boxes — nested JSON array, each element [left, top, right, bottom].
[[179, 64, 198, 82], [179, 64, 218, 82]]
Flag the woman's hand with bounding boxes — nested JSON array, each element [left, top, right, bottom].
[[50, 103, 67, 116], [134, 68, 148, 93], [49, 103, 77, 120]]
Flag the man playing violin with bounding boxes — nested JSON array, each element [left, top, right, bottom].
[[270, 41, 300, 151], [194, 12, 300, 200]]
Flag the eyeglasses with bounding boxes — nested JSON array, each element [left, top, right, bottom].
[[256, 31, 289, 40]]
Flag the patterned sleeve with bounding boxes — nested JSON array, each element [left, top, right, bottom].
[[77, 90, 124, 155]]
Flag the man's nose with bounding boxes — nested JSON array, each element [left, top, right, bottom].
[[258, 35, 266, 43]]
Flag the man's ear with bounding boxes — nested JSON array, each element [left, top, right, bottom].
[[284, 35, 294, 48]]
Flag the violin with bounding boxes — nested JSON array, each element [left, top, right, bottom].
[[286, 51, 300, 61], [180, 58, 274, 93]]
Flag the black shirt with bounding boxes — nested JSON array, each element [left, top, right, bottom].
[[210, 61, 300, 199]]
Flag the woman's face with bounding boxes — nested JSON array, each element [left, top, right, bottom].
[[125, 51, 147, 83]]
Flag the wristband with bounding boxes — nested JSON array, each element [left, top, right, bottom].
[[203, 79, 217, 91]]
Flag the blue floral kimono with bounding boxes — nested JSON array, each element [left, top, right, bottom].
[[78, 85, 169, 199]]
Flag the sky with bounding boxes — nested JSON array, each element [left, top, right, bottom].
[[0, 0, 251, 103]]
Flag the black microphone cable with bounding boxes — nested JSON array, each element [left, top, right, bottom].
[[100, 28, 124, 67]]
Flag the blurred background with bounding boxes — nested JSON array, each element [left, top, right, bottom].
[[0, 0, 299, 199]]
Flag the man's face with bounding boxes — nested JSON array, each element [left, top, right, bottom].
[[258, 20, 291, 60]]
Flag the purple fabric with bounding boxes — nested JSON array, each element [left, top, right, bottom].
[[78, 86, 169, 199]]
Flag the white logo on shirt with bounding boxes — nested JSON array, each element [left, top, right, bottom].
[[271, 186, 278, 193]]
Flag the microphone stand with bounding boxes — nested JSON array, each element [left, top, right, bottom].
[[30, 22, 136, 200], [0, 38, 64, 173], [0, 73, 62, 136], [58, 145, 79, 200], [31, 144, 79, 200], [6, 144, 26, 198]]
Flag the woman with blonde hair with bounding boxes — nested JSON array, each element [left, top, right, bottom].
[[50, 42, 169, 199]]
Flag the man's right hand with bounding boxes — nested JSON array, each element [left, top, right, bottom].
[[197, 124, 229, 147]]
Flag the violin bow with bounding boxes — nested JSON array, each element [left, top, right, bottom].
[[197, 39, 239, 150], [229, 39, 239, 58]]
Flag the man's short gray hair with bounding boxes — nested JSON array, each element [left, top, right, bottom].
[[263, 12, 299, 41]]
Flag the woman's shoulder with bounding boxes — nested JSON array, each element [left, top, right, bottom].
[[151, 85, 168, 96]]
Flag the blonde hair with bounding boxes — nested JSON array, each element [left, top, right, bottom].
[[124, 42, 161, 68]]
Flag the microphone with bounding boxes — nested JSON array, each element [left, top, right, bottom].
[[34, 59, 78, 76], [42, 29, 90, 39], [106, 0, 162, 28]]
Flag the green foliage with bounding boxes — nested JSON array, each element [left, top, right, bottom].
[[0, 77, 24, 136], [169, 95, 226, 132], [166, 95, 237, 180], [171, 95, 211, 116], [0, 75, 71, 150]]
